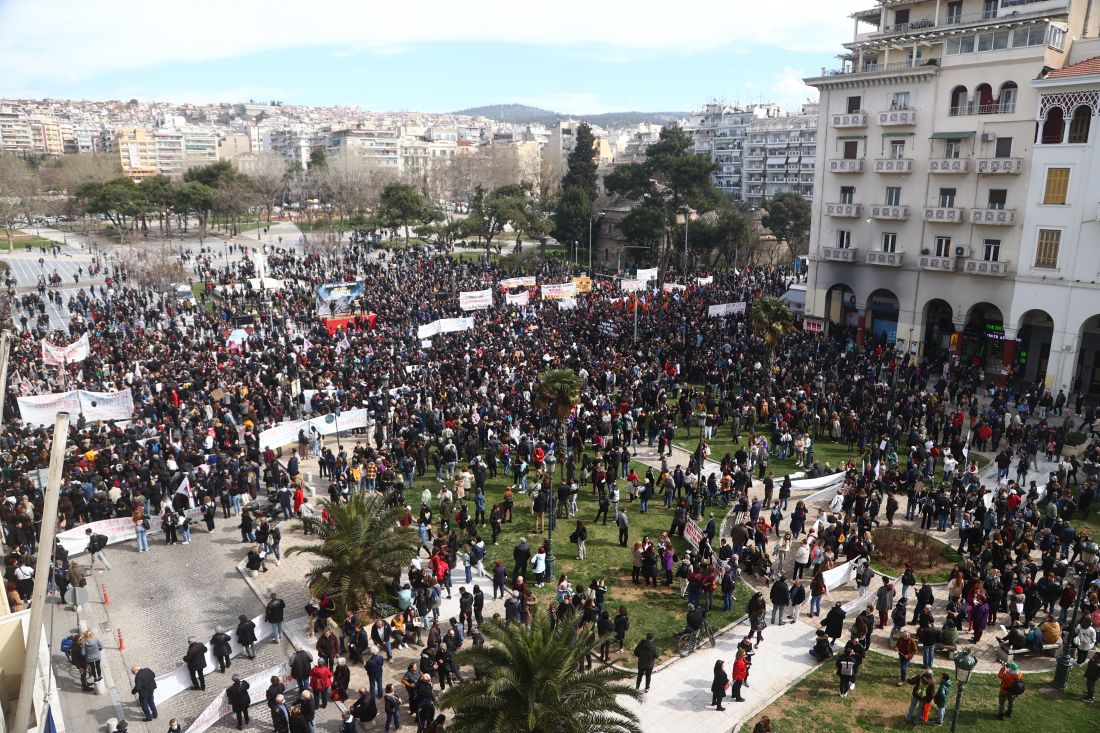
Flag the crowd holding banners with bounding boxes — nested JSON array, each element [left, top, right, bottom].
[[2, 231, 1099, 726]]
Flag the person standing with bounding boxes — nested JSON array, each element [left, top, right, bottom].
[[875, 577, 896, 629], [616, 507, 629, 547], [904, 672, 935, 725], [290, 649, 314, 693], [236, 614, 258, 659], [266, 591, 286, 643], [310, 662, 333, 709], [894, 630, 918, 685], [227, 674, 251, 730], [835, 647, 858, 697], [80, 631, 104, 683], [633, 632, 657, 691], [997, 662, 1024, 719], [383, 683, 402, 732], [130, 666, 158, 721], [365, 649, 385, 699], [133, 512, 150, 552], [1083, 651, 1100, 702], [512, 537, 530, 582], [934, 673, 952, 725], [769, 576, 789, 626], [730, 649, 749, 702], [184, 637, 208, 691], [711, 659, 729, 710], [210, 626, 233, 672], [85, 528, 111, 570]]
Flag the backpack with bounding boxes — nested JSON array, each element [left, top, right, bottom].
[[1009, 678, 1025, 696], [60, 635, 75, 655]]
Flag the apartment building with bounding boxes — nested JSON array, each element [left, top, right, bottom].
[[112, 127, 158, 179], [326, 126, 400, 169], [804, 0, 1097, 390]]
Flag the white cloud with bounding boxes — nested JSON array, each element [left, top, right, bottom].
[[771, 67, 819, 112], [0, 0, 866, 89]]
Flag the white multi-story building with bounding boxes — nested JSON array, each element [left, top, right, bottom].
[[326, 126, 400, 169], [803, 0, 1096, 390]]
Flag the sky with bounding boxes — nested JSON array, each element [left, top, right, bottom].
[[0, 0, 871, 114]]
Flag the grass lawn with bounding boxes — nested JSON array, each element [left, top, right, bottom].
[[741, 650, 1096, 733], [448, 250, 499, 264], [9, 234, 58, 251], [870, 542, 962, 584], [448, 461, 753, 662], [674, 427, 860, 478]]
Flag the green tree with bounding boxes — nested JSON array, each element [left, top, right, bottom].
[[604, 125, 718, 280], [750, 294, 794, 369], [761, 191, 811, 258], [378, 181, 428, 245], [690, 204, 754, 269], [140, 175, 177, 235], [286, 493, 419, 617], [617, 201, 665, 258], [534, 368, 582, 501], [465, 183, 528, 254], [172, 180, 216, 237], [552, 185, 594, 257], [75, 177, 145, 243], [309, 148, 327, 170], [561, 121, 599, 202], [439, 616, 643, 733]]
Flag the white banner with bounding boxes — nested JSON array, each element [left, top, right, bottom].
[[505, 290, 530, 306], [500, 276, 536, 288], [417, 317, 475, 340], [823, 559, 855, 592], [417, 322, 441, 339], [16, 389, 134, 426], [684, 519, 704, 551], [663, 283, 687, 293], [557, 297, 577, 311], [637, 267, 658, 282], [308, 408, 368, 436], [56, 506, 204, 557], [258, 421, 305, 452], [542, 282, 577, 300], [695, 275, 714, 286], [459, 288, 493, 311], [184, 660, 294, 733], [79, 389, 135, 423], [42, 332, 90, 366], [620, 278, 645, 292], [707, 302, 747, 317]]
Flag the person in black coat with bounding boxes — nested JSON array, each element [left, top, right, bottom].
[[333, 658, 351, 701], [210, 626, 233, 672], [130, 666, 158, 721], [711, 659, 729, 710], [633, 633, 657, 691], [289, 650, 313, 692], [822, 602, 847, 643], [227, 675, 251, 730], [236, 614, 258, 660], [184, 638, 208, 690]]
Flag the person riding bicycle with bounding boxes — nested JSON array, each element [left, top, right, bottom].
[[681, 604, 708, 639]]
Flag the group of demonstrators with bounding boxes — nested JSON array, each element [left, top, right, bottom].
[[2, 232, 1099, 730]]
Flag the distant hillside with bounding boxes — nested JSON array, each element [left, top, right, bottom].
[[452, 103, 686, 127]]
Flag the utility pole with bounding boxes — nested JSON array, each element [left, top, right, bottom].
[[13, 412, 70, 733]]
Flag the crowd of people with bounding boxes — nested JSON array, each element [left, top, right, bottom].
[[2, 232, 1100, 730]]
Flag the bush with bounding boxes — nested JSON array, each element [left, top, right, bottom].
[[873, 527, 942, 570], [1065, 431, 1087, 447]]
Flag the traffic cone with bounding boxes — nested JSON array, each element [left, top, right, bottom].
[[102, 583, 109, 605], [117, 627, 125, 651]]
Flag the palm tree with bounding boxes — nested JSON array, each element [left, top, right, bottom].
[[439, 616, 643, 733], [534, 368, 583, 578], [750, 294, 794, 370], [286, 492, 419, 617]]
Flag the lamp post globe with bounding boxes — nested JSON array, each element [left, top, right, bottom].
[[949, 648, 977, 733], [544, 452, 558, 578]]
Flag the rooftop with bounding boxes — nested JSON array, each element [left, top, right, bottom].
[[1044, 54, 1100, 78]]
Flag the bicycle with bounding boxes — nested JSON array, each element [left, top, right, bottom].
[[676, 621, 717, 657]]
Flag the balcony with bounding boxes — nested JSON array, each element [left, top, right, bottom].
[[878, 109, 919, 126], [865, 250, 904, 266], [831, 112, 868, 128], [976, 158, 1023, 174], [923, 207, 965, 223], [919, 255, 958, 272], [970, 208, 1016, 225], [875, 158, 913, 173], [870, 204, 910, 220], [928, 158, 969, 174], [825, 203, 862, 217], [828, 158, 865, 173], [964, 259, 1011, 276], [822, 246, 859, 263]]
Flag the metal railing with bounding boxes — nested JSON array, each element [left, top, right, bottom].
[[872, 3, 1064, 37], [823, 58, 940, 76], [948, 102, 1017, 116]]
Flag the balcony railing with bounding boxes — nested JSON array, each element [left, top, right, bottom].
[[864, 3, 1066, 39], [878, 109, 919, 126], [875, 158, 913, 173], [976, 158, 1023, 174], [825, 203, 862, 217], [970, 208, 1016, 225], [924, 207, 965, 223], [948, 102, 1017, 116], [866, 250, 904, 267], [870, 204, 910, 220], [823, 246, 859, 262], [928, 158, 969, 173], [831, 112, 868, 127], [828, 158, 865, 173], [964, 259, 1011, 276], [919, 255, 958, 271], [819, 58, 940, 77]]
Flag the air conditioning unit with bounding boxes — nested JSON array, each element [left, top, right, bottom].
[[954, 245, 972, 257], [981, 132, 997, 142]]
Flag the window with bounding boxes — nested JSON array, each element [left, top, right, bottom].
[[1043, 168, 1070, 204], [1035, 229, 1061, 269], [947, 1, 962, 23], [847, 96, 862, 114], [934, 236, 952, 257], [944, 141, 962, 159], [995, 137, 1013, 158], [1042, 108, 1066, 144], [983, 239, 1001, 262], [892, 92, 910, 110], [938, 188, 957, 208], [983, 0, 998, 19], [885, 187, 901, 206], [1048, 25, 1066, 51], [840, 186, 855, 204], [889, 140, 906, 159], [1069, 106, 1091, 143], [836, 230, 851, 249], [882, 233, 897, 253], [988, 189, 1007, 209], [843, 140, 859, 159], [894, 9, 910, 26], [999, 83, 1018, 112], [949, 86, 968, 115]]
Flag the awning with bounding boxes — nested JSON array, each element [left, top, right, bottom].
[[930, 131, 976, 139], [882, 132, 915, 137], [767, 156, 788, 164], [837, 135, 867, 140]]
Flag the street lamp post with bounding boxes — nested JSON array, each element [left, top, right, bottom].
[[544, 451, 558, 579], [1053, 539, 1099, 689], [813, 373, 824, 440], [949, 647, 978, 733]]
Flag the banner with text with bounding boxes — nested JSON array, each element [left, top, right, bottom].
[[637, 267, 658, 282], [572, 276, 593, 293], [695, 275, 714, 286], [505, 290, 530, 306], [183, 660, 293, 733], [500, 276, 536, 289], [17, 389, 134, 426], [416, 316, 475, 340], [42, 332, 90, 366], [542, 282, 577, 300], [57, 505, 205, 557], [459, 289, 493, 311], [707, 302, 747, 317], [620, 278, 645, 292]]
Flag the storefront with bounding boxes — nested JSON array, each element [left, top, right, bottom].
[[868, 292, 899, 346]]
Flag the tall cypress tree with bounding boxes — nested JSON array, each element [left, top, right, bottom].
[[561, 122, 599, 202]]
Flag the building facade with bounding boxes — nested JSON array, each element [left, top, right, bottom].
[[804, 0, 1098, 393]]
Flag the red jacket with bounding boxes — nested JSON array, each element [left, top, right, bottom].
[[732, 658, 749, 681], [309, 664, 333, 691]]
